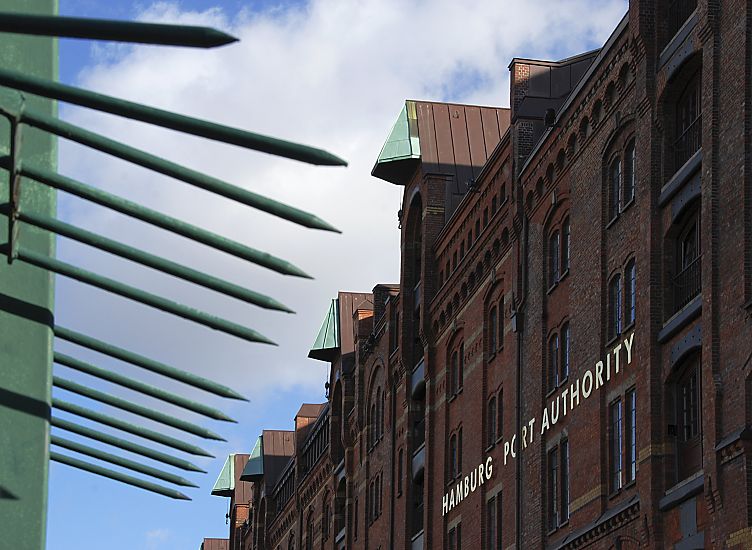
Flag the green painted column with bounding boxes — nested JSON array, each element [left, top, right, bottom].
[[0, 1, 58, 548]]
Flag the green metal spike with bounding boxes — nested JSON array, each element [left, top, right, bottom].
[[50, 452, 191, 500], [54, 326, 247, 400], [0, 12, 237, 48], [53, 376, 225, 440], [51, 435, 198, 487], [54, 353, 236, 422], [52, 398, 213, 457], [0, 66, 348, 165], [51, 417, 205, 472], [2, 244, 277, 345]]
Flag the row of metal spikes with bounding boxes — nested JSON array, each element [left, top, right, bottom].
[[50, 325, 244, 500], [0, 12, 346, 499]]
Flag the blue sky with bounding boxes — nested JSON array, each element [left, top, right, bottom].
[[47, 1, 627, 548]]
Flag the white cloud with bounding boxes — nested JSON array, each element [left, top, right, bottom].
[[145, 527, 170, 549], [55, 0, 627, 409]]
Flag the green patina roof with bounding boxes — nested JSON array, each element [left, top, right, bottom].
[[211, 454, 237, 497], [375, 101, 420, 164], [239, 436, 264, 482], [372, 101, 421, 185], [308, 298, 339, 361]]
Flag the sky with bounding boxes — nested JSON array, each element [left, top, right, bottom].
[[46, 1, 627, 548]]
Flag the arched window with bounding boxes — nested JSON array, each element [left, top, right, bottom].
[[624, 139, 636, 204], [487, 396, 497, 447], [562, 218, 570, 273], [625, 260, 636, 326], [549, 230, 560, 288], [609, 157, 621, 221], [548, 333, 559, 391], [288, 532, 295, 550], [609, 275, 622, 340]]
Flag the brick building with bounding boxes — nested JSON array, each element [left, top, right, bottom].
[[204, 1, 752, 548]]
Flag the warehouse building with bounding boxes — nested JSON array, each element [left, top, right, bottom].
[[203, 1, 752, 548]]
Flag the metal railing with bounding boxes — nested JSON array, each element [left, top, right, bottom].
[[667, 0, 697, 42], [673, 255, 701, 312], [674, 114, 702, 172], [0, 8, 346, 548]]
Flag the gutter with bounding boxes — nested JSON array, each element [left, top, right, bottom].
[[513, 167, 530, 549]]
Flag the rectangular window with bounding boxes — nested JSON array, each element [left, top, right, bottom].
[[483, 207, 489, 227], [626, 389, 636, 483], [486, 497, 496, 549], [354, 497, 358, 540], [460, 241, 465, 258], [491, 195, 497, 214], [610, 399, 623, 492], [475, 219, 480, 237], [561, 439, 570, 522], [547, 447, 559, 531]]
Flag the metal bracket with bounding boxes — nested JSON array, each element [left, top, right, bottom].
[[1, 101, 23, 264]]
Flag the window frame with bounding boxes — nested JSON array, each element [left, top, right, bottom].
[[609, 398, 624, 493]]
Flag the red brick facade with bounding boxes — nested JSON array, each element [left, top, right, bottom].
[[208, 2, 752, 548]]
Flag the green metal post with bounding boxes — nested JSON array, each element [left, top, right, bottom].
[[0, 0, 57, 548]]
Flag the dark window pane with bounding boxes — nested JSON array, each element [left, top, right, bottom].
[[562, 218, 570, 272], [561, 440, 570, 522], [626, 390, 636, 483], [548, 447, 559, 530], [610, 399, 623, 491], [561, 323, 570, 380], [624, 140, 636, 203]]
